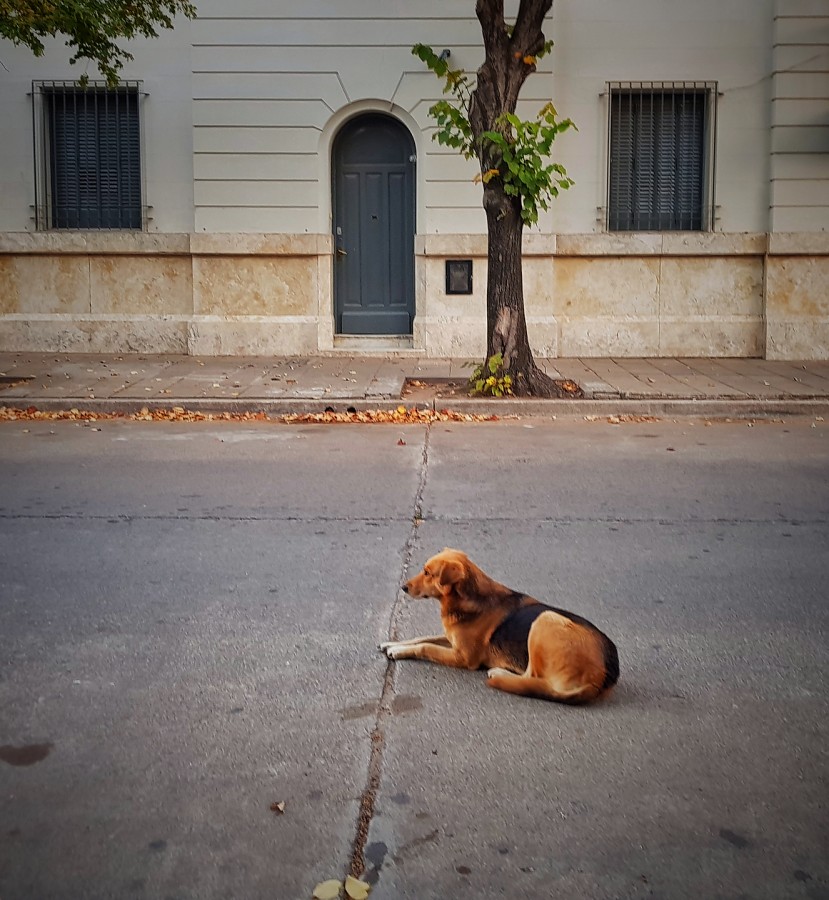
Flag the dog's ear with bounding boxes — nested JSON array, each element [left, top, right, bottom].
[[435, 558, 465, 589]]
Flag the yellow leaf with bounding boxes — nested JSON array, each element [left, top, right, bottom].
[[523, 55, 536, 65], [345, 875, 371, 900], [397, 405, 406, 414], [482, 168, 500, 183], [313, 879, 343, 900]]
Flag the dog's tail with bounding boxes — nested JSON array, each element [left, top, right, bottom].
[[601, 639, 620, 691]]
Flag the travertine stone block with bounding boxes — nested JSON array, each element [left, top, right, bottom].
[[660, 257, 763, 317], [0, 256, 90, 314], [558, 318, 660, 357], [90, 256, 193, 315], [193, 256, 317, 316], [553, 257, 660, 317], [659, 318, 763, 357], [187, 317, 318, 355]]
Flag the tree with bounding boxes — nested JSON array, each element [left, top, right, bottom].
[[415, 0, 577, 397], [0, 0, 196, 85]]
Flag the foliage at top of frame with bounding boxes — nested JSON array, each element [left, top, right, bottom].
[[0, 0, 197, 85]]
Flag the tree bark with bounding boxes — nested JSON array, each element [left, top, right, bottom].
[[471, 0, 569, 397], [483, 182, 534, 390]]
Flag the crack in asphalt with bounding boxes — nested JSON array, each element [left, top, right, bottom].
[[0, 512, 824, 527], [0, 513, 413, 523], [348, 421, 432, 881]]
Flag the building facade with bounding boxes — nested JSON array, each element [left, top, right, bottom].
[[0, 0, 827, 358]]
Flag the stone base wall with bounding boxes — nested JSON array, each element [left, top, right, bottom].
[[764, 234, 829, 360], [1, 232, 826, 359]]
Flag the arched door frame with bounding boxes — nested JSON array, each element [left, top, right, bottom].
[[316, 102, 423, 343], [317, 101, 424, 235], [329, 109, 416, 335]]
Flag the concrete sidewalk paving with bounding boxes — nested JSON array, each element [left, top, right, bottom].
[[2, 351, 829, 418]]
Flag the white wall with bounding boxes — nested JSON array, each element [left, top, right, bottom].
[[0, 18, 194, 232], [770, 0, 829, 232], [190, 0, 517, 234], [550, 0, 774, 234], [5, 1, 823, 238]]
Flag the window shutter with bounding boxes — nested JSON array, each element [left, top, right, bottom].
[[675, 92, 704, 230], [608, 92, 635, 231], [608, 84, 711, 232], [48, 86, 141, 230]]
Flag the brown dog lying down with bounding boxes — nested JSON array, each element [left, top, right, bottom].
[[380, 548, 619, 704]]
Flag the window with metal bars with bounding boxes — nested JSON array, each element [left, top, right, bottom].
[[607, 82, 717, 232], [33, 82, 144, 230]]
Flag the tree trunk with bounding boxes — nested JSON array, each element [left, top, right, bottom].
[[483, 183, 534, 392], [470, 0, 570, 398]]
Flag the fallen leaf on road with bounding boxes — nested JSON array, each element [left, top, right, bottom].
[[312, 879, 343, 899], [345, 875, 371, 899], [269, 801, 285, 814]]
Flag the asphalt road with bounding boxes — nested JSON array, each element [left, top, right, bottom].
[[1, 416, 827, 900]]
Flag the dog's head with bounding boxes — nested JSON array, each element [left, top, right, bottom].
[[403, 548, 470, 599]]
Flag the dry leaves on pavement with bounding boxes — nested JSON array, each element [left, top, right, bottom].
[[0, 405, 498, 425]]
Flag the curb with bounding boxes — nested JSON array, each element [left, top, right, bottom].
[[5, 396, 829, 420]]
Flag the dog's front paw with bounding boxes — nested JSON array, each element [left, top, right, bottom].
[[378, 640, 395, 653], [381, 643, 408, 660], [487, 667, 511, 679]]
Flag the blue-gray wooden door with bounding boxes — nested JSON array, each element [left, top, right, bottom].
[[333, 114, 415, 335]]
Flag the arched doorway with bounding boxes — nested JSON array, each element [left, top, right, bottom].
[[332, 113, 416, 335]]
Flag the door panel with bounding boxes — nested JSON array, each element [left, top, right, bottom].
[[333, 114, 415, 335]]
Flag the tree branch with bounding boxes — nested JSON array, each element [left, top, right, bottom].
[[512, 0, 553, 58], [472, 0, 554, 145], [475, 0, 508, 58]]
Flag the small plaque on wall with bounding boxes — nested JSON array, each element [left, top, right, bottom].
[[445, 259, 473, 294]]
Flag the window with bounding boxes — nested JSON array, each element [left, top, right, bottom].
[[33, 81, 144, 230], [607, 82, 717, 232]]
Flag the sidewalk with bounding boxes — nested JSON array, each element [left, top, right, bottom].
[[2, 351, 829, 418]]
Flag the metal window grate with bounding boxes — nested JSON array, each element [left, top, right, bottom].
[[32, 81, 147, 231], [606, 81, 717, 232]]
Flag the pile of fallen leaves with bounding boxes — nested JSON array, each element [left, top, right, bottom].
[[0, 405, 498, 425], [557, 379, 582, 395]]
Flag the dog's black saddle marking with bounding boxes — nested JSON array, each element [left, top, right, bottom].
[[489, 602, 546, 672], [489, 599, 619, 687]]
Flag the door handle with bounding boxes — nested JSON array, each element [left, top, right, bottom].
[[336, 247, 348, 257]]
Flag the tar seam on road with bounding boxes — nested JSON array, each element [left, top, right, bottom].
[[349, 421, 432, 880], [2, 513, 825, 527], [0, 513, 417, 523]]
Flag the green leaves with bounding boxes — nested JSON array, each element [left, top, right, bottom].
[[413, 43, 475, 159], [0, 0, 197, 85], [412, 42, 575, 227], [430, 99, 474, 158], [468, 353, 514, 397], [482, 104, 576, 225]]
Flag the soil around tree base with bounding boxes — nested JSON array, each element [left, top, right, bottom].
[[402, 375, 583, 402]]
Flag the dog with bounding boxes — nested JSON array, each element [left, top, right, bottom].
[[380, 548, 619, 704]]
